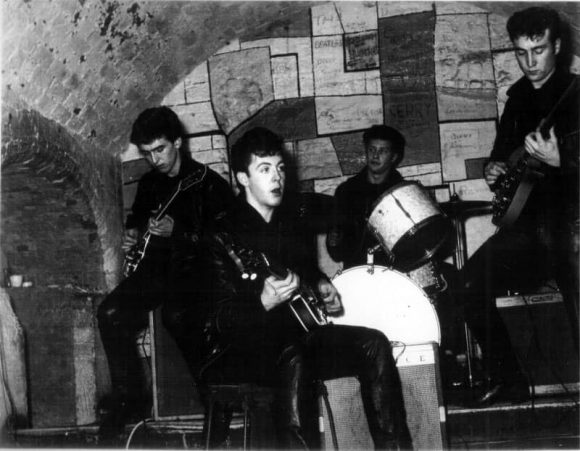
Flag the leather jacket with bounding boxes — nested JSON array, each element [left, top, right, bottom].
[[126, 156, 234, 276], [198, 195, 329, 379], [490, 68, 579, 228]]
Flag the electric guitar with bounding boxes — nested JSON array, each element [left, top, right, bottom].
[[222, 242, 329, 332], [122, 166, 207, 277], [492, 78, 577, 227]]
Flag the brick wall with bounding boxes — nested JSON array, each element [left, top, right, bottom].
[[1, 165, 105, 289]]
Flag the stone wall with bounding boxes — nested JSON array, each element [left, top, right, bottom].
[[140, 1, 580, 258]]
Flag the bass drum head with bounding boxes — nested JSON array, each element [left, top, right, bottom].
[[331, 266, 440, 345]]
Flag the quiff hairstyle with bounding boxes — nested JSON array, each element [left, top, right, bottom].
[[507, 7, 561, 44]]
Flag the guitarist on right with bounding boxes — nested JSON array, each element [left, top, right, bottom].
[[461, 6, 579, 407]]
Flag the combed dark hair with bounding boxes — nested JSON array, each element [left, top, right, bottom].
[[363, 124, 405, 164], [130, 106, 184, 145], [230, 127, 285, 174], [507, 7, 561, 43]]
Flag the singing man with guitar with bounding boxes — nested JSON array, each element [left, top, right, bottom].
[[200, 127, 411, 449], [461, 7, 579, 407], [96, 107, 234, 442]]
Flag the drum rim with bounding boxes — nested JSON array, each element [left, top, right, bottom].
[[332, 265, 431, 301], [331, 265, 441, 345], [390, 215, 452, 271], [368, 180, 428, 217]]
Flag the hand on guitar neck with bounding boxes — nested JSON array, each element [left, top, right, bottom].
[[122, 167, 207, 277], [223, 244, 339, 331], [485, 124, 559, 187], [261, 256, 342, 314], [524, 125, 560, 168]]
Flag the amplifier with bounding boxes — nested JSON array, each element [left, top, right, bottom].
[[496, 292, 579, 395], [149, 310, 204, 420], [320, 342, 447, 450]]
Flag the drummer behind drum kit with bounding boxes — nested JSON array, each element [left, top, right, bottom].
[[330, 180, 493, 346], [331, 181, 454, 347], [326, 181, 492, 450]]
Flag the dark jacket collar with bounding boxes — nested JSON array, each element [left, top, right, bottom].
[[507, 66, 574, 100]]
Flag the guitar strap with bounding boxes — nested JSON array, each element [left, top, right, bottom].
[[180, 164, 208, 190], [214, 232, 247, 276]]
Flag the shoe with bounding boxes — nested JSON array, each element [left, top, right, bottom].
[[472, 379, 530, 407]]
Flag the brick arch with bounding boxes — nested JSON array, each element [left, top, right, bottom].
[[2, 104, 123, 289]]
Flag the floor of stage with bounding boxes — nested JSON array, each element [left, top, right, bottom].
[[8, 391, 579, 450]]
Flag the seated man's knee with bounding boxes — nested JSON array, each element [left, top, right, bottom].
[[278, 344, 304, 372], [361, 328, 392, 361]]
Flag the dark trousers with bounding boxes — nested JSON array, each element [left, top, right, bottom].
[[460, 221, 579, 382], [208, 325, 411, 449], [97, 251, 204, 403]]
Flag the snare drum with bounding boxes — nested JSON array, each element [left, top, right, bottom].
[[330, 266, 440, 345], [367, 181, 451, 271]]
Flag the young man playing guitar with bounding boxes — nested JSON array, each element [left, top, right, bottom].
[[461, 7, 579, 407], [96, 107, 233, 441], [200, 127, 411, 449]]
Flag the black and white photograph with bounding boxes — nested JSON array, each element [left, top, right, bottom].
[[1, 1, 578, 449]]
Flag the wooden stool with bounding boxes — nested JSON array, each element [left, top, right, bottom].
[[205, 383, 275, 450]]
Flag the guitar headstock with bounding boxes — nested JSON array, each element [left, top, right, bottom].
[[224, 243, 289, 281], [224, 244, 268, 281]]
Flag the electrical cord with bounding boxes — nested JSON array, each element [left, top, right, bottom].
[[124, 417, 153, 449], [317, 380, 339, 451]]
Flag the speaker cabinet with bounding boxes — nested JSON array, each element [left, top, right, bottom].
[[395, 342, 447, 450], [496, 292, 580, 395], [320, 342, 447, 450], [150, 310, 204, 419], [321, 377, 374, 450]]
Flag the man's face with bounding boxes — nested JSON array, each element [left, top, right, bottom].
[[513, 29, 560, 89], [366, 138, 398, 177], [139, 137, 182, 176], [237, 153, 285, 211]]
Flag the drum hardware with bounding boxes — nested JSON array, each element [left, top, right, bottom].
[[405, 261, 447, 299], [439, 193, 492, 389], [366, 244, 390, 274], [438, 198, 493, 219]]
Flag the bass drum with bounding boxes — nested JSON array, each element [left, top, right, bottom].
[[330, 266, 440, 345]]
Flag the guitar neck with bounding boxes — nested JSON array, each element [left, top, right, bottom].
[[154, 186, 181, 221], [537, 78, 578, 139], [151, 166, 206, 222], [260, 253, 289, 280]]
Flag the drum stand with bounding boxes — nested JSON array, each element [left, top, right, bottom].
[[451, 215, 477, 388], [443, 193, 492, 388]]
